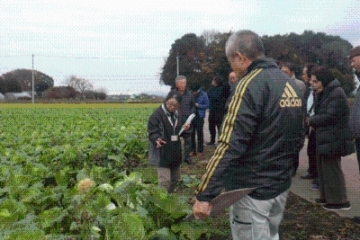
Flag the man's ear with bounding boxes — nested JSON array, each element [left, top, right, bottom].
[[235, 51, 248, 63]]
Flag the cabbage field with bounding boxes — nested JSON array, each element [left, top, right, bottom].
[[0, 104, 209, 240]]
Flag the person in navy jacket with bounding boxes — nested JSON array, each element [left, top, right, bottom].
[[190, 84, 209, 159]]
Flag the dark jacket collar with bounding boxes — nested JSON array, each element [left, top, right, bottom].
[[246, 58, 278, 74], [316, 79, 341, 107], [324, 79, 341, 94]]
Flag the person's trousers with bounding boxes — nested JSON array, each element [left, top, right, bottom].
[[317, 155, 348, 204], [191, 117, 204, 153], [355, 139, 360, 174], [157, 166, 181, 193], [307, 130, 318, 177], [208, 110, 223, 143], [229, 190, 289, 240]]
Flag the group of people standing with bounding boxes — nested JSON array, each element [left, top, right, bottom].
[[279, 46, 360, 216], [147, 72, 237, 192], [148, 29, 360, 239]]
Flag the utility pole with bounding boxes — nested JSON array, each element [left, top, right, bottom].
[[176, 54, 179, 76], [32, 54, 34, 103]]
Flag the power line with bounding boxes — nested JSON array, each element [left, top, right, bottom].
[[0, 54, 165, 60]]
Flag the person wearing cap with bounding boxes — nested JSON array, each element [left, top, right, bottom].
[[349, 45, 360, 174], [349, 46, 360, 223], [190, 84, 209, 160]]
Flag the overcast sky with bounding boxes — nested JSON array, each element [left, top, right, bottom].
[[0, 0, 359, 95]]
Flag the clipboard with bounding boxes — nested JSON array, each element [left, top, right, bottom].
[[186, 188, 255, 220], [178, 113, 196, 135]]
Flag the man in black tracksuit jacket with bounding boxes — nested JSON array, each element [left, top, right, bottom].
[[192, 30, 304, 240]]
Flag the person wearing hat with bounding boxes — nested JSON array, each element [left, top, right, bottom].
[[349, 45, 360, 173], [190, 84, 209, 160]]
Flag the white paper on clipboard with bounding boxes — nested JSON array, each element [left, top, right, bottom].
[[178, 113, 196, 135]]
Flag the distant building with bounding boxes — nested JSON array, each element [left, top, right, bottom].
[[5, 92, 32, 100], [106, 94, 132, 100]]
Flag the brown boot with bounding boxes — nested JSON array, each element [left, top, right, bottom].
[[189, 151, 196, 156], [197, 152, 203, 159]]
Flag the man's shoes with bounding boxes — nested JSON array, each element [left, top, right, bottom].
[[310, 183, 319, 191], [315, 198, 326, 205], [322, 202, 351, 211], [189, 151, 196, 156], [184, 158, 192, 165], [352, 216, 360, 224], [197, 152, 203, 159], [206, 142, 215, 146], [300, 173, 316, 179]]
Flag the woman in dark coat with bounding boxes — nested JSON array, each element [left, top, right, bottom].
[[147, 91, 189, 193], [207, 74, 227, 145], [308, 66, 351, 210]]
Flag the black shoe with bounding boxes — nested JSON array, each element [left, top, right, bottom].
[[310, 183, 319, 191], [300, 173, 315, 179], [184, 159, 192, 165], [315, 198, 326, 205], [206, 142, 215, 146], [353, 216, 360, 224], [323, 202, 351, 211]]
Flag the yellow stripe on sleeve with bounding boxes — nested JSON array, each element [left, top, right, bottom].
[[196, 68, 262, 194]]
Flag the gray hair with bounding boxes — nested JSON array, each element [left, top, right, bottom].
[[225, 30, 265, 61], [175, 75, 187, 83]]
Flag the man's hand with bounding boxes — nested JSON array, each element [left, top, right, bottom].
[[156, 138, 166, 148], [192, 199, 212, 220], [183, 123, 190, 131]]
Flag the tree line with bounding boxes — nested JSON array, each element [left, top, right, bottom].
[[0, 69, 107, 100], [160, 30, 355, 96]]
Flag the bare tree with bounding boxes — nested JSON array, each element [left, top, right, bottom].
[[96, 87, 108, 95], [64, 75, 93, 99]]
